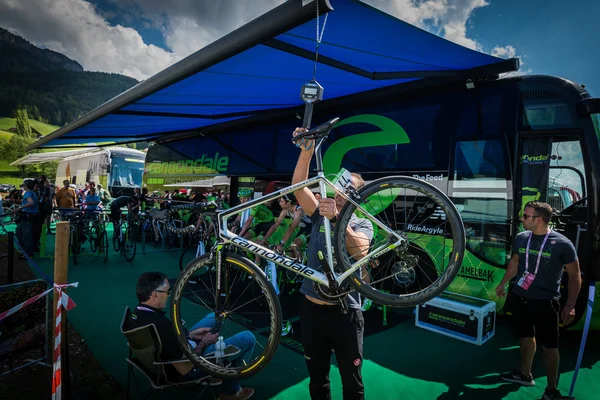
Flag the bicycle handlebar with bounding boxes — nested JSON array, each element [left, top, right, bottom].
[[172, 201, 219, 212]]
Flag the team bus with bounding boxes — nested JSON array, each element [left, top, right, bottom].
[[143, 74, 600, 330]]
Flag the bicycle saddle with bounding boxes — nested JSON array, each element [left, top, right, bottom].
[[292, 117, 340, 143]]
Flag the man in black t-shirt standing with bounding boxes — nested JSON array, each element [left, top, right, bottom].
[[291, 127, 373, 400], [109, 195, 136, 232], [496, 201, 581, 400]]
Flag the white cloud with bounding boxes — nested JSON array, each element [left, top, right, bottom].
[[368, 0, 525, 72], [130, 0, 284, 58], [367, 0, 489, 50], [0, 0, 178, 80], [492, 45, 517, 59]]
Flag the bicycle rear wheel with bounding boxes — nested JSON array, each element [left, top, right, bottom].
[[123, 223, 137, 262], [334, 176, 465, 307], [101, 228, 109, 263], [113, 224, 121, 252], [171, 251, 281, 379], [89, 224, 98, 253]]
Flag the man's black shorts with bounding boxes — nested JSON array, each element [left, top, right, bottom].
[[110, 206, 122, 223], [250, 221, 274, 237], [509, 294, 560, 348]]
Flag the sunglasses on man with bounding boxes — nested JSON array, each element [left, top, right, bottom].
[[522, 213, 540, 220]]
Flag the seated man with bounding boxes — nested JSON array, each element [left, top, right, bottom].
[[127, 272, 255, 400]]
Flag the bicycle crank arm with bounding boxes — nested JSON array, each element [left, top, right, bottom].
[[316, 251, 350, 314]]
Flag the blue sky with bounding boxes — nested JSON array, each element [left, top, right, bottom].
[[0, 0, 598, 95], [469, 0, 600, 94]]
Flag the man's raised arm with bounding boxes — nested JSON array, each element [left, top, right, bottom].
[[292, 128, 318, 217]]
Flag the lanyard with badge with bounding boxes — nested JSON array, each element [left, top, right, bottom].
[[517, 231, 550, 290]]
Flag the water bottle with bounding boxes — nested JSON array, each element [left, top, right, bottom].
[[197, 240, 205, 257], [215, 336, 226, 365]]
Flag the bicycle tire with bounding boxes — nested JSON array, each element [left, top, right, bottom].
[[334, 176, 465, 307], [113, 227, 121, 253], [124, 224, 137, 262], [71, 230, 80, 266], [171, 251, 282, 379], [89, 224, 98, 253], [102, 229, 109, 263]]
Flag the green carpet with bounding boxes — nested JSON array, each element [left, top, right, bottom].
[[29, 234, 600, 400]]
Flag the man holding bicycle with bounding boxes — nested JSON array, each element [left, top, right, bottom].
[[292, 127, 372, 400]]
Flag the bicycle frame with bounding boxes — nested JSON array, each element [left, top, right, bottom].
[[216, 175, 406, 289]]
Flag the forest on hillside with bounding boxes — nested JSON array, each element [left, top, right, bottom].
[[0, 71, 138, 126]]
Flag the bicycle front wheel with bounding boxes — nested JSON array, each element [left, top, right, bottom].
[[113, 226, 121, 252], [171, 252, 282, 380], [123, 223, 137, 262], [334, 176, 465, 307], [101, 228, 109, 263]]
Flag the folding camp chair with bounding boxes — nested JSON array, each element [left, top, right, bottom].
[[120, 307, 219, 399]]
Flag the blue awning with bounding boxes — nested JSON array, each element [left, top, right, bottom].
[[30, 0, 518, 150]]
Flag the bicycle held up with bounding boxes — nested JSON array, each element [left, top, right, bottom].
[[170, 118, 466, 380]]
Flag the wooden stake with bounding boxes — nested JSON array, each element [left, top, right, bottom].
[[53, 221, 71, 399]]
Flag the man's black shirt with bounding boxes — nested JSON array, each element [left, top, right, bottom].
[[111, 195, 133, 210], [126, 304, 184, 376]]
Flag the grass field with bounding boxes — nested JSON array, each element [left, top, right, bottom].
[[0, 159, 22, 184], [0, 117, 59, 136], [0, 130, 12, 141], [0, 118, 61, 185]]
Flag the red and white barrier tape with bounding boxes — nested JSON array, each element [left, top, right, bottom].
[[0, 286, 53, 322], [51, 283, 78, 400], [0, 281, 78, 399]]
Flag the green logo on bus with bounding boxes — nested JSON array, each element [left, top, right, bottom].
[[148, 152, 229, 175]]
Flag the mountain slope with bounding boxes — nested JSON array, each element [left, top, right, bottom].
[[0, 27, 83, 72], [0, 26, 138, 127]]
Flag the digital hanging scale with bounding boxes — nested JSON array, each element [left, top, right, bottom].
[[300, 80, 324, 128]]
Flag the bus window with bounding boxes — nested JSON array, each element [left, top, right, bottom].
[[451, 139, 512, 266], [521, 88, 573, 130], [111, 156, 144, 188], [548, 140, 586, 213], [592, 113, 600, 148]]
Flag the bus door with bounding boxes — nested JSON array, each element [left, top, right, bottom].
[[448, 137, 513, 303], [516, 132, 590, 327]]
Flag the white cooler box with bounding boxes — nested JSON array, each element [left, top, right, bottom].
[[415, 291, 496, 346]]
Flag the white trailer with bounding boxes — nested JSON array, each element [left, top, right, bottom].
[[55, 147, 145, 196], [11, 147, 146, 196]]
